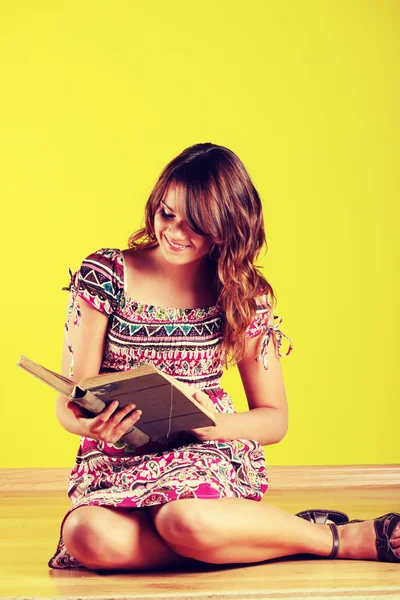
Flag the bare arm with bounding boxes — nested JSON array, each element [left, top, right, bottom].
[[189, 317, 289, 445], [230, 329, 288, 445], [55, 295, 142, 442]]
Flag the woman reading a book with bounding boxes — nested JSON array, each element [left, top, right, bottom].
[[50, 143, 400, 570]]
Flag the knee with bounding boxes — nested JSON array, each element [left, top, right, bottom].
[[151, 500, 216, 553], [63, 507, 124, 570]]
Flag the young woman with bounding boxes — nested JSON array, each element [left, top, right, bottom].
[[49, 143, 400, 570]]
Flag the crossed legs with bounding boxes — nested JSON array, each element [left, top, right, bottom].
[[62, 498, 400, 571], [62, 498, 334, 571]]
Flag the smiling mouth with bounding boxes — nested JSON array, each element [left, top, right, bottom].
[[165, 235, 192, 250]]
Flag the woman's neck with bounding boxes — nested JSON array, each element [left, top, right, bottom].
[[124, 246, 218, 308], [150, 246, 215, 290]]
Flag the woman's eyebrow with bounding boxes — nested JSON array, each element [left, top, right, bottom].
[[161, 201, 175, 213]]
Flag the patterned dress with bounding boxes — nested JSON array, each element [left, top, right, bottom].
[[49, 248, 293, 569]]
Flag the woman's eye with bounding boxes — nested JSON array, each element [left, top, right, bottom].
[[161, 208, 175, 220]]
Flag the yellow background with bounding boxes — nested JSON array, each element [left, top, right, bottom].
[[1, 1, 398, 468]]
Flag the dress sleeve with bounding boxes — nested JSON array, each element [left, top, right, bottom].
[[246, 296, 293, 370], [63, 248, 125, 317]]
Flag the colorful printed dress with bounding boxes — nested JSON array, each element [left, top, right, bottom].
[[49, 248, 293, 569]]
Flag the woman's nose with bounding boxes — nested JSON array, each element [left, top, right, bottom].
[[167, 220, 189, 239]]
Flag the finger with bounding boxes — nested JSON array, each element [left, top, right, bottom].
[[117, 408, 142, 432], [192, 391, 215, 413], [90, 400, 125, 432], [108, 403, 138, 426], [94, 400, 120, 425], [192, 391, 209, 405], [90, 404, 139, 437], [110, 409, 143, 442]]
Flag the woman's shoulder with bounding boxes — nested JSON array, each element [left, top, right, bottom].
[[79, 247, 124, 276], [254, 288, 273, 313], [121, 246, 154, 271], [67, 248, 125, 316], [76, 247, 125, 291], [245, 289, 274, 335]]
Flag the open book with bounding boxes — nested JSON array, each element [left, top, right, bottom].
[[17, 356, 216, 448]]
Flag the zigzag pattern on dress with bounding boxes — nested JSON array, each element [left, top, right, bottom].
[[111, 317, 222, 339]]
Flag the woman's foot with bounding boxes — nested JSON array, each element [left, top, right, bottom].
[[336, 514, 400, 561]]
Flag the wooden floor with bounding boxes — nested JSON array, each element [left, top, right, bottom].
[[0, 468, 399, 600]]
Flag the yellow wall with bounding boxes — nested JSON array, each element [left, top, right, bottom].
[[1, 1, 398, 468]]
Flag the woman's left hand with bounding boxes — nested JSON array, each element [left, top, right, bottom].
[[188, 390, 224, 441]]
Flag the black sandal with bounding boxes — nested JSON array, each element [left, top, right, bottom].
[[301, 511, 400, 562], [296, 509, 349, 526]]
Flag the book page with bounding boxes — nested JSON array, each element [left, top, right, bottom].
[[18, 356, 74, 398], [80, 364, 159, 389]]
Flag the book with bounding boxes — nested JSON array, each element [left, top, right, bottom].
[[17, 356, 216, 448]]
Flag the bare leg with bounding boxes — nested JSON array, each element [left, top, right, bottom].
[[150, 499, 333, 563], [62, 505, 195, 571], [149, 499, 400, 564]]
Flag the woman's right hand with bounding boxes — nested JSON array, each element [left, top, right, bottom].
[[68, 400, 142, 443]]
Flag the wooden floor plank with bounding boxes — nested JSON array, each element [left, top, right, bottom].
[[0, 472, 399, 599]]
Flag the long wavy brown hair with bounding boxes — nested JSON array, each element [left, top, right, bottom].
[[128, 143, 276, 365]]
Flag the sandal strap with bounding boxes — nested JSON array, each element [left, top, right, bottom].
[[328, 523, 340, 559], [374, 513, 400, 563]]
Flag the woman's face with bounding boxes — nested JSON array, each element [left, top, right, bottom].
[[153, 185, 213, 266]]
